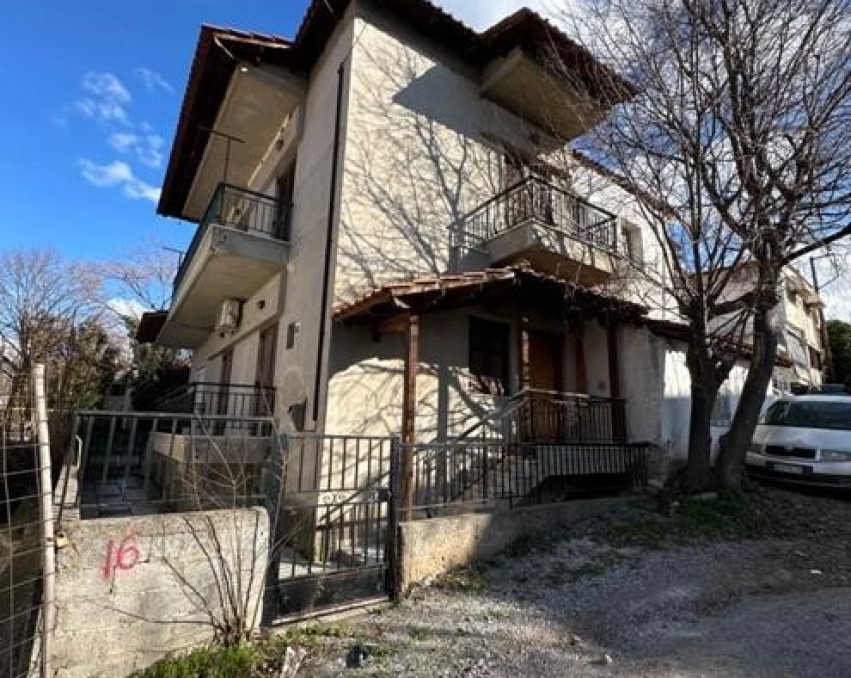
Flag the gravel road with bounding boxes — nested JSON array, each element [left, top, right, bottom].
[[301, 487, 851, 677]]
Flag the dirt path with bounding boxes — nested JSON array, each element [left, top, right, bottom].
[[300, 488, 851, 677]]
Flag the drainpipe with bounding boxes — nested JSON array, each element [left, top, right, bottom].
[[312, 60, 348, 425]]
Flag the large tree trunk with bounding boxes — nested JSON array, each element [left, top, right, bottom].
[[715, 305, 779, 488], [684, 340, 721, 493]]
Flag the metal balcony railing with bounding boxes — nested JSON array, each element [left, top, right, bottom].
[[153, 381, 276, 419], [457, 176, 618, 253], [173, 183, 292, 294]]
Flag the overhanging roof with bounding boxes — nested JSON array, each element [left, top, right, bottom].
[[158, 1, 636, 219], [334, 265, 647, 323], [135, 311, 168, 344]]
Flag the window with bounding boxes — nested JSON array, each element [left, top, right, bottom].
[[622, 220, 643, 266], [469, 317, 510, 396], [711, 391, 733, 426], [808, 346, 822, 371], [763, 400, 851, 431]]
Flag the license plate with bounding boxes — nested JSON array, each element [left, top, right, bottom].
[[771, 463, 805, 474]]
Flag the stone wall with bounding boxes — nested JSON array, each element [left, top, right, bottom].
[[397, 498, 626, 592], [51, 508, 269, 678]]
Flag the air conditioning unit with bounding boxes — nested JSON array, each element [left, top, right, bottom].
[[216, 298, 242, 334]]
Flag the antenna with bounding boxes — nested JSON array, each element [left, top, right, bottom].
[[198, 127, 245, 184]]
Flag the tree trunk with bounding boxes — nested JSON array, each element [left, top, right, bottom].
[[715, 305, 779, 489], [684, 340, 721, 493]]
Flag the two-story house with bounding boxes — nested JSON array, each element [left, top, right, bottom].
[[135, 0, 768, 483]]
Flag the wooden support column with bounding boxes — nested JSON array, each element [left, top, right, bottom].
[[400, 312, 419, 522], [607, 323, 621, 399], [574, 324, 588, 394], [518, 312, 531, 391]]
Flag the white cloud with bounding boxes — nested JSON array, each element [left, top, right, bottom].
[[75, 72, 131, 124], [108, 132, 139, 153], [438, 0, 543, 29], [138, 134, 165, 168], [78, 159, 161, 204], [107, 297, 146, 321], [134, 67, 174, 94], [107, 132, 164, 167]]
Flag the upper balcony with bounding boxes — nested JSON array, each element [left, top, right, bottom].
[[158, 184, 290, 348], [456, 176, 620, 286]]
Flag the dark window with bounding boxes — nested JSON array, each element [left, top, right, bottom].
[[275, 161, 296, 239], [763, 400, 851, 431], [808, 346, 822, 370], [469, 317, 510, 395]]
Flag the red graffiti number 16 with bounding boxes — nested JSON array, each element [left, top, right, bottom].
[[102, 536, 140, 580]]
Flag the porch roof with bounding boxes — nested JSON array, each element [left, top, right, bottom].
[[135, 310, 168, 344], [333, 265, 647, 324]]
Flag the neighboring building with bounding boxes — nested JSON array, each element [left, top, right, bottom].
[[715, 263, 826, 394], [136, 0, 800, 478], [776, 268, 826, 390], [0, 349, 15, 410]]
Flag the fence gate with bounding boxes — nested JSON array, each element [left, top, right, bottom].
[[265, 434, 400, 621]]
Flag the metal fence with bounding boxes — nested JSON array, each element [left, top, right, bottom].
[[1, 366, 53, 678], [153, 382, 275, 420], [263, 434, 399, 620], [55, 411, 276, 522], [407, 439, 648, 515]]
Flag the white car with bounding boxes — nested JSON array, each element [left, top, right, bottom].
[[746, 395, 851, 487]]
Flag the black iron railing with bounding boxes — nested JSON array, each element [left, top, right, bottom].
[[514, 389, 626, 444], [457, 176, 618, 252], [173, 183, 291, 294], [153, 382, 275, 419], [409, 439, 648, 513]]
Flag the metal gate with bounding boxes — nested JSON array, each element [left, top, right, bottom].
[[264, 434, 400, 621]]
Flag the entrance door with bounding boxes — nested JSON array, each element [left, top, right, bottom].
[[275, 162, 296, 239], [217, 349, 233, 416], [526, 331, 564, 442], [255, 324, 278, 416]]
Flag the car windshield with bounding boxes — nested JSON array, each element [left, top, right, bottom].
[[762, 400, 851, 431]]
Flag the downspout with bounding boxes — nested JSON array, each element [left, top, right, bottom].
[[312, 59, 348, 424]]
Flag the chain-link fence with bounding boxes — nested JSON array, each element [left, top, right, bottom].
[[1, 365, 53, 678]]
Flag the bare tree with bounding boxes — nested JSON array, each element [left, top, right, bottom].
[[550, 0, 851, 490], [100, 238, 178, 316], [0, 248, 116, 411]]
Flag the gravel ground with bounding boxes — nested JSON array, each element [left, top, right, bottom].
[[299, 487, 851, 677]]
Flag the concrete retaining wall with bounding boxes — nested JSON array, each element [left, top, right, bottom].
[[398, 498, 625, 592], [52, 508, 269, 677]]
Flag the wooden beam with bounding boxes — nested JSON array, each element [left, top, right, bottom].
[[400, 313, 419, 522], [574, 325, 588, 394], [518, 311, 531, 390], [607, 324, 620, 399]]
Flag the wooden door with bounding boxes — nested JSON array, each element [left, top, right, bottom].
[[527, 331, 564, 442], [217, 349, 233, 417], [255, 324, 278, 415], [275, 162, 296, 239]]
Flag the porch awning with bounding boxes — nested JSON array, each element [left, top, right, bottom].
[[135, 310, 168, 344], [333, 265, 647, 324]]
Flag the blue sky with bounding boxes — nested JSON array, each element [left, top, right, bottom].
[[0, 1, 313, 265], [0, 0, 523, 269]]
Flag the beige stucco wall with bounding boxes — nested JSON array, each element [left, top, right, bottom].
[[336, 3, 570, 302]]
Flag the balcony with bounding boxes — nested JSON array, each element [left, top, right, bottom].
[[159, 184, 290, 348], [457, 176, 619, 286], [154, 381, 276, 419]]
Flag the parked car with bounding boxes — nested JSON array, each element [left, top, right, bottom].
[[746, 395, 851, 487]]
